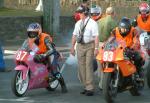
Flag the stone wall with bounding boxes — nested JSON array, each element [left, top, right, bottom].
[[0, 0, 4, 8], [0, 16, 42, 44], [0, 16, 74, 46]]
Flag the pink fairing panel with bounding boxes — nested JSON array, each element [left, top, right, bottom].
[[15, 65, 28, 80]]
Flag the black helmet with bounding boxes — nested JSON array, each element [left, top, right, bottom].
[[83, 0, 89, 2], [76, 5, 89, 15], [118, 17, 131, 37], [27, 23, 42, 38]]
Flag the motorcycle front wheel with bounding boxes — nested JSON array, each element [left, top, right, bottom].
[[103, 72, 117, 103], [11, 70, 29, 97]]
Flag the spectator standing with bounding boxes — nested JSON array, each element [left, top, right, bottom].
[[98, 6, 117, 45], [74, 0, 90, 22], [90, 5, 102, 21], [70, 5, 99, 96], [97, 6, 117, 89]]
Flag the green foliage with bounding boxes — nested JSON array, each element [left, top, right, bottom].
[[0, 8, 43, 16]]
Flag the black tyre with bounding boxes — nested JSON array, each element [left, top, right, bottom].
[[129, 73, 142, 96], [11, 70, 29, 97], [129, 87, 140, 96], [147, 67, 150, 88], [46, 79, 59, 91], [46, 65, 61, 91], [103, 73, 117, 103]]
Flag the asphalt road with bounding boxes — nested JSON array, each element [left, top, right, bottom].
[[1, 52, 150, 103]]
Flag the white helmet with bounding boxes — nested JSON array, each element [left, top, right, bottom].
[[90, 5, 102, 15], [27, 23, 42, 32], [27, 23, 42, 38]]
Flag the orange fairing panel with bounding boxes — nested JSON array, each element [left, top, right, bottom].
[[103, 68, 114, 72], [116, 60, 136, 77], [96, 49, 103, 61], [114, 47, 124, 61], [96, 47, 124, 62]]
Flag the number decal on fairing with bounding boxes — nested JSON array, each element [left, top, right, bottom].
[[16, 51, 28, 61], [103, 51, 114, 61]]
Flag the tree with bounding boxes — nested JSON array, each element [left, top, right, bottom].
[[43, 0, 60, 36]]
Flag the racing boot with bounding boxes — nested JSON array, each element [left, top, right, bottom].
[[55, 73, 68, 93]]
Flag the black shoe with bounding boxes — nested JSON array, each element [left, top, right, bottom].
[[80, 90, 87, 94], [85, 90, 94, 96], [57, 74, 68, 93], [61, 85, 68, 93]]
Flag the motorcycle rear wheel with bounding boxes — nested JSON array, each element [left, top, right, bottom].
[[11, 70, 29, 97], [46, 80, 59, 91], [46, 65, 60, 91], [129, 87, 141, 96]]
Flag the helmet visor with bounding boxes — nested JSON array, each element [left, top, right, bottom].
[[140, 9, 149, 14], [28, 32, 38, 38]]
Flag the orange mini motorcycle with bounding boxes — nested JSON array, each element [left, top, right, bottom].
[[96, 38, 144, 103]]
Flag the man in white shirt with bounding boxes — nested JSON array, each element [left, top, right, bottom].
[[70, 5, 99, 96]]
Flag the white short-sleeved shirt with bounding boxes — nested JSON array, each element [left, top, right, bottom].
[[73, 17, 99, 43]]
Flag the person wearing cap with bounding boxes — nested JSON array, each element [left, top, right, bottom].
[[97, 6, 117, 89], [70, 5, 99, 96], [74, 0, 90, 22]]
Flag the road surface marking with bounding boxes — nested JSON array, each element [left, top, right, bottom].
[[4, 50, 16, 54], [0, 97, 34, 102]]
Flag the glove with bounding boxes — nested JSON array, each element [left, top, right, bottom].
[[124, 47, 135, 59], [34, 54, 45, 63], [131, 18, 137, 27]]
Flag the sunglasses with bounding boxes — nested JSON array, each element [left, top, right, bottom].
[[27, 32, 38, 38]]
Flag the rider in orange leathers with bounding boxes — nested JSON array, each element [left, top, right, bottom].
[[21, 23, 67, 93], [132, 2, 150, 33], [111, 17, 145, 78]]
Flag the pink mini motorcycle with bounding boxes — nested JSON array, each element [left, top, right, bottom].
[[11, 44, 62, 97]]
